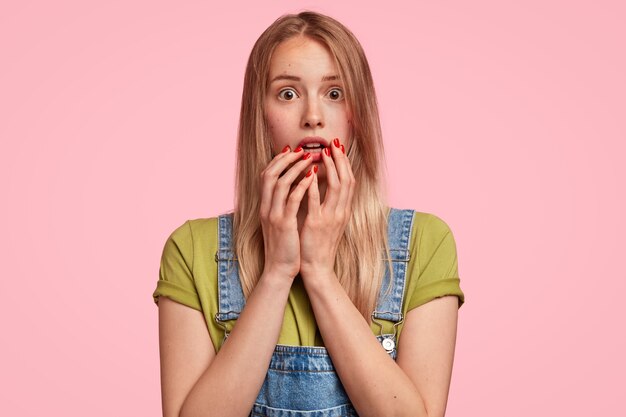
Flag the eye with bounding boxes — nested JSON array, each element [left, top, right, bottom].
[[278, 88, 298, 101], [327, 88, 344, 101]]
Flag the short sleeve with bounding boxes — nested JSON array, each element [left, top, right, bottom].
[[152, 221, 202, 311], [406, 213, 465, 310]]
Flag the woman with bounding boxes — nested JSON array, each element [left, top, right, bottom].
[[153, 11, 465, 417]]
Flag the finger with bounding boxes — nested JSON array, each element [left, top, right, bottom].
[[284, 165, 316, 218], [330, 138, 350, 182], [330, 138, 353, 211], [263, 145, 305, 179], [321, 144, 341, 210], [266, 145, 297, 171], [306, 165, 321, 217], [332, 139, 354, 211], [270, 153, 314, 215], [259, 147, 305, 217]]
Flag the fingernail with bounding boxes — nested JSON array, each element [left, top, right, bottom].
[[341, 144, 345, 154], [324, 147, 331, 156], [294, 146, 303, 152], [306, 169, 313, 177], [282, 145, 290, 153], [302, 152, 311, 160], [333, 138, 340, 148], [313, 165, 318, 174]]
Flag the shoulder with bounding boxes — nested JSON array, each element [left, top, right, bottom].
[[388, 208, 455, 242], [394, 208, 465, 310], [185, 216, 220, 238], [166, 215, 226, 244], [410, 211, 455, 241], [391, 208, 459, 267], [161, 216, 225, 266]]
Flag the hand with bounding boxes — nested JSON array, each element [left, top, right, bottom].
[[299, 138, 356, 280], [259, 146, 315, 281]]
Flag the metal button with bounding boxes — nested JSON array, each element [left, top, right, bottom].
[[382, 338, 395, 352]]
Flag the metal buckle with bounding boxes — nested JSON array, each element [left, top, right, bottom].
[[214, 311, 239, 342], [371, 311, 404, 353]]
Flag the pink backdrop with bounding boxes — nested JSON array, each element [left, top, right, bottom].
[[1, 0, 624, 415]]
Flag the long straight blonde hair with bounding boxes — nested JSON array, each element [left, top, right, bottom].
[[233, 11, 391, 321]]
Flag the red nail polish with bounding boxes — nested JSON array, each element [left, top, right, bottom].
[[294, 146, 303, 152], [282, 145, 290, 153], [313, 165, 318, 174], [303, 152, 311, 160], [341, 144, 345, 154], [306, 169, 313, 177], [324, 147, 331, 156], [333, 138, 340, 148]]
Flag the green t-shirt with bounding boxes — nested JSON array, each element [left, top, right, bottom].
[[152, 211, 465, 353]]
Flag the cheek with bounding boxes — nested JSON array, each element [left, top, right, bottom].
[[264, 101, 277, 129], [265, 106, 285, 131], [265, 113, 280, 132], [265, 111, 288, 150], [337, 112, 352, 136], [342, 115, 353, 147]]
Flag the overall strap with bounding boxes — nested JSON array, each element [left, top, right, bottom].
[[372, 208, 415, 324], [215, 213, 245, 323]]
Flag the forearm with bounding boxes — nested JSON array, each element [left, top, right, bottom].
[[302, 274, 428, 417], [180, 274, 291, 417]]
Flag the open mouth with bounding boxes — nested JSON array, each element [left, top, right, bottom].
[[301, 143, 325, 151], [298, 137, 329, 162], [299, 136, 329, 152]]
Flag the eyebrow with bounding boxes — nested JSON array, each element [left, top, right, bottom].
[[269, 74, 341, 83]]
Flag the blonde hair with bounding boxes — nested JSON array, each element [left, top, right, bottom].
[[233, 11, 391, 320]]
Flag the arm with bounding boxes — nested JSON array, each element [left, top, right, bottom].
[[158, 147, 316, 417], [299, 139, 459, 416], [396, 296, 459, 417], [158, 296, 213, 417], [303, 277, 459, 417], [159, 275, 292, 417]]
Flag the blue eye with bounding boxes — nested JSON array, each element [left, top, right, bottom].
[[278, 88, 298, 100], [327, 88, 344, 101]]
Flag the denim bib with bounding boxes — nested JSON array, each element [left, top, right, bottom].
[[214, 208, 414, 416]]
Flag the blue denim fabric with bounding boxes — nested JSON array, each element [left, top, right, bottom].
[[215, 208, 414, 416]]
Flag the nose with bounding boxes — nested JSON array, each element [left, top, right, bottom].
[[301, 97, 324, 129]]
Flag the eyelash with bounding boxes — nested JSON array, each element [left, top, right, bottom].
[[277, 87, 345, 101]]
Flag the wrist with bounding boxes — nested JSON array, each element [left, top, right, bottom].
[[259, 268, 296, 292], [299, 265, 336, 286]]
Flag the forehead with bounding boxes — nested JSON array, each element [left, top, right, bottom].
[[269, 36, 338, 77]]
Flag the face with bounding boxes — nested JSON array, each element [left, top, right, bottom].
[[264, 36, 352, 178]]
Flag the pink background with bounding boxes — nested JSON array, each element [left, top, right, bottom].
[[1, 0, 624, 415]]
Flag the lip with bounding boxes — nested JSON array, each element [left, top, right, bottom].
[[310, 153, 323, 162], [298, 136, 329, 148]]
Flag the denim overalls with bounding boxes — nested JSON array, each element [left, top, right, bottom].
[[215, 208, 415, 416]]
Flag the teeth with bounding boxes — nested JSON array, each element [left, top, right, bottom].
[[302, 144, 323, 149]]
